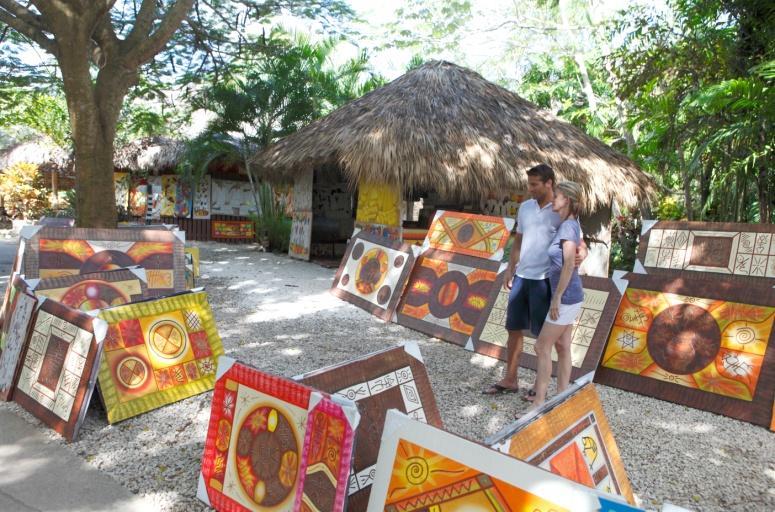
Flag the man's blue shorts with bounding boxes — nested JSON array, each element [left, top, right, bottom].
[[505, 276, 552, 336]]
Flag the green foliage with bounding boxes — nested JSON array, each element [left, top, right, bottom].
[[251, 183, 291, 252], [0, 162, 50, 220], [0, 89, 70, 147], [655, 195, 685, 221], [610, 210, 641, 273]]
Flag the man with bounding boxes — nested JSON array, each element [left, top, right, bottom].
[[483, 164, 586, 397]]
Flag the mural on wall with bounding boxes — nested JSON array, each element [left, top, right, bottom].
[[356, 182, 401, 227], [193, 175, 212, 220], [197, 358, 358, 512], [595, 272, 775, 427]]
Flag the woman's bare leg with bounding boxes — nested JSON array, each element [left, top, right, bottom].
[[554, 325, 574, 394], [531, 322, 567, 407]]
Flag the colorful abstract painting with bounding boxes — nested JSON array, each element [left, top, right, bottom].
[[0, 277, 38, 401], [356, 182, 401, 228], [368, 410, 603, 511], [22, 226, 185, 296], [422, 210, 515, 261], [471, 273, 626, 378], [161, 175, 177, 216], [331, 233, 417, 321], [13, 299, 107, 441], [488, 375, 634, 504], [354, 221, 402, 243], [296, 342, 442, 511], [212, 220, 256, 240], [193, 174, 212, 219], [595, 272, 775, 427], [396, 250, 502, 346], [30, 268, 147, 311], [175, 177, 193, 218], [128, 177, 148, 217], [96, 290, 224, 423], [636, 221, 775, 283], [290, 211, 312, 261], [114, 172, 131, 212], [198, 358, 358, 512]]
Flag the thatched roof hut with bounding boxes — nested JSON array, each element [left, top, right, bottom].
[[0, 136, 73, 178], [252, 61, 655, 211], [113, 136, 186, 173]]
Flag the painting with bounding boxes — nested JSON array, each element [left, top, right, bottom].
[[292, 169, 313, 212], [146, 176, 163, 220], [161, 175, 177, 216], [212, 220, 256, 240], [96, 290, 224, 423], [331, 232, 418, 321], [175, 177, 193, 218], [368, 410, 604, 511], [128, 177, 148, 217], [0, 277, 39, 401], [480, 192, 527, 218], [636, 220, 775, 284], [13, 299, 107, 441], [22, 226, 186, 296], [356, 182, 401, 227], [0, 237, 27, 330], [295, 342, 443, 511], [114, 172, 131, 212], [594, 272, 775, 427], [487, 374, 634, 504], [30, 267, 147, 311], [211, 179, 256, 216], [471, 273, 626, 379], [396, 249, 502, 346], [354, 221, 402, 243], [194, 174, 212, 220], [290, 211, 312, 261], [422, 210, 515, 261], [197, 357, 359, 512]]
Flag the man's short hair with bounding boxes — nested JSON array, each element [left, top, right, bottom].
[[526, 164, 555, 185]]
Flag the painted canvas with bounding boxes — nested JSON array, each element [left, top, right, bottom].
[[396, 250, 503, 346], [175, 177, 193, 218], [0, 238, 27, 330], [212, 220, 256, 240], [471, 273, 626, 379], [146, 176, 163, 220], [290, 211, 312, 261], [595, 272, 775, 427], [331, 233, 417, 321], [0, 277, 39, 401], [128, 177, 148, 217], [356, 182, 401, 227], [368, 410, 603, 511], [480, 192, 527, 218], [197, 357, 359, 512], [194, 174, 212, 220], [96, 290, 224, 423], [422, 210, 515, 261], [13, 299, 107, 441], [487, 374, 634, 504], [30, 267, 147, 310], [292, 169, 313, 212], [636, 220, 775, 283], [114, 172, 131, 212], [22, 226, 186, 296], [296, 342, 443, 511], [161, 175, 177, 216]]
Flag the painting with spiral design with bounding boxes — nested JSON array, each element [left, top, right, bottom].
[[422, 210, 515, 261], [29, 267, 148, 311], [595, 272, 775, 427], [331, 232, 418, 321], [487, 375, 634, 504], [295, 342, 442, 511], [396, 250, 502, 346], [95, 290, 224, 423], [197, 357, 359, 512], [368, 410, 604, 511]]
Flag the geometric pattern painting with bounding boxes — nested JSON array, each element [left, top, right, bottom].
[[13, 299, 107, 441], [96, 290, 224, 424], [396, 250, 502, 346], [422, 210, 515, 261], [331, 232, 418, 321], [22, 226, 185, 296], [636, 220, 775, 284], [470, 274, 625, 379], [368, 410, 602, 511], [212, 220, 256, 240], [0, 276, 38, 401], [595, 272, 775, 427], [487, 376, 635, 504], [296, 342, 443, 511], [198, 358, 358, 512], [30, 268, 147, 311]]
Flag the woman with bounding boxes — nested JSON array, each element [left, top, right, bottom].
[[528, 181, 585, 409]]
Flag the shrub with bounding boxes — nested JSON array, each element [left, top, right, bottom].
[[0, 162, 50, 220]]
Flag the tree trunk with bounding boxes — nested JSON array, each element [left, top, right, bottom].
[[559, 0, 597, 113], [678, 145, 693, 220], [758, 124, 772, 223]]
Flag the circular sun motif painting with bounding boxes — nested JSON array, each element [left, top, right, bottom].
[[116, 356, 148, 389], [355, 248, 389, 295], [148, 320, 188, 359], [60, 280, 130, 310], [235, 406, 299, 507]]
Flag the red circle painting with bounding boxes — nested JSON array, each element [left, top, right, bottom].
[[60, 280, 130, 310], [235, 406, 299, 507], [647, 304, 721, 375], [355, 248, 388, 295]]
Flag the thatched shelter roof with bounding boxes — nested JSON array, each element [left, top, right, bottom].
[[252, 61, 655, 210], [113, 136, 186, 173], [0, 136, 73, 177]]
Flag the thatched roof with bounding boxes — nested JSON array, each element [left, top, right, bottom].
[[113, 136, 185, 172], [252, 61, 656, 210], [0, 136, 73, 176]]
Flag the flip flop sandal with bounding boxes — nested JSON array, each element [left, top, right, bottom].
[[481, 383, 519, 395], [522, 389, 537, 402]]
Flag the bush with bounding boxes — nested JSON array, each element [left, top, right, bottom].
[[251, 182, 292, 252], [610, 209, 641, 273], [655, 195, 684, 220], [0, 162, 50, 220]]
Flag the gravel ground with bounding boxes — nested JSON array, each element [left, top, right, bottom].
[[1, 241, 773, 511]]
